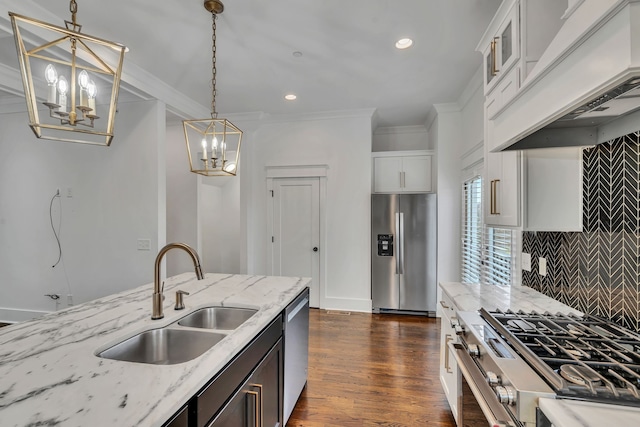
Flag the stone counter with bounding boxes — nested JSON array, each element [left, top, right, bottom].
[[439, 282, 582, 314], [0, 273, 309, 427]]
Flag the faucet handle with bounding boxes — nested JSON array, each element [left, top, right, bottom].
[[174, 290, 190, 310]]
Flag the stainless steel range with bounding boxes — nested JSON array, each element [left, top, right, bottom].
[[452, 308, 640, 427]]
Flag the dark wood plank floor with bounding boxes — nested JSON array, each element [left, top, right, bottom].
[[287, 309, 456, 427]]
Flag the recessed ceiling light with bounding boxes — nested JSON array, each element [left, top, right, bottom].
[[285, 94, 297, 101], [292, 51, 303, 58], [395, 38, 413, 49]]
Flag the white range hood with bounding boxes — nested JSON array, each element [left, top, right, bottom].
[[490, 0, 640, 151]]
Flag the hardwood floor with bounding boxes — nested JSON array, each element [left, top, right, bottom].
[[287, 309, 456, 427]]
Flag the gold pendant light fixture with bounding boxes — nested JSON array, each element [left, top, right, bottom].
[[183, 0, 243, 177], [9, 0, 127, 146]]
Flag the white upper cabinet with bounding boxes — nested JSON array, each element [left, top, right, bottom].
[[524, 147, 583, 232], [481, 0, 584, 230], [372, 151, 433, 193], [481, 0, 520, 95], [478, 0, 566, 142]]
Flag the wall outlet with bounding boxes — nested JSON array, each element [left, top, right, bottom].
[[522, 252, 532, 272], [67, 294, 74, 306], [137, 238, 151, 251], [539, 257, 547, 276], [66, 187, 73, 198]]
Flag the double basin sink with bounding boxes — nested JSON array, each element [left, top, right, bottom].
[[98, 307, 257, 365]]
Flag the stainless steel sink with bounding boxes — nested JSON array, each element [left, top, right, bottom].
[[177, 307, 257, 330], [98, 328, 226, 365]]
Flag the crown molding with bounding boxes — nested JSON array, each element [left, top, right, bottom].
[[374, 125, 428, 136], [263, 108, 376, 124]]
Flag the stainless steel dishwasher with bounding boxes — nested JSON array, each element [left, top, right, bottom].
[[283, 288, 309, 425]]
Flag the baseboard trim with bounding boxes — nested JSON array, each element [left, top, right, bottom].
[[322, 297, 372, 313], [0, 307, 50, 323]]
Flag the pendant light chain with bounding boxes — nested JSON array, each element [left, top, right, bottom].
[[211, 13, 218, 119], [70, 0, 78, 26]]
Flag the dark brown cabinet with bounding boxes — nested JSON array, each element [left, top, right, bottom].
[[205, 339, 283, 427]]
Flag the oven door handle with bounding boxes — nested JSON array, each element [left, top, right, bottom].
[[451, 343, 518, 427]]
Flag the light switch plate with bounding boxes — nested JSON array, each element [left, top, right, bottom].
[[522, 252, 532, 272], [137, 239, 151, 251], [539, 257, 547, 276]]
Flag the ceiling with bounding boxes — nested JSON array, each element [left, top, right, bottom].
[[0, 0, 501, 128]]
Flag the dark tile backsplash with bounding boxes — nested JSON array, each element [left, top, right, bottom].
[[522, 133, 640, 331]]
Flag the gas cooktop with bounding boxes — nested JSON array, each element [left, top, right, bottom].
[[482, 308, 640, 406]]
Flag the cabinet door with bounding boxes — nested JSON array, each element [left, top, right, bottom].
[[249, 340, 283, 427], [206, 340, 283, 427], [485, 150, 521, 228], [373, 157, 403, 193], [499, 150, 521, 227], [525, 147, 583, 232], [439, 310, 459, 423], [164, 405, 189, 427], [402, 156, 432, 192]]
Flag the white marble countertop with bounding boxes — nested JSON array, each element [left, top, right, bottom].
[[0, 273, 309, 427], [439, 282, 582, 315], [539, 398, 640, 426]]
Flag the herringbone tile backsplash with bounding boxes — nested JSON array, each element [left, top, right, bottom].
[[522, 133, 640, 331]]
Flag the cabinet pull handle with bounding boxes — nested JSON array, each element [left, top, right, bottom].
[[250, 384, 263, 427], [247, 390, 260, 427], [491, 37, 499, 76], [402, 171, 406, 188], [490, 179, 501, 215], [492, 180, 496, 214], [439, 300, 450, 309], [445, 334, 454, 373], [493, 179, 500, 215]]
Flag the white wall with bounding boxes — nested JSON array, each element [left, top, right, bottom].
[[166, 122, 198, 276], [0, 100, 166, 321], [372, 125, 430, 152], [198, 176, 241, 274], [245, 112, 374, 311], [429, 104, 463, 285], [459, 68, 485, 169]]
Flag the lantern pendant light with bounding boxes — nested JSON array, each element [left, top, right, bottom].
[[183, 0, 243, 177], [9, 0, 127, 146]]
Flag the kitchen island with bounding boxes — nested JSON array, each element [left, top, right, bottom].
[[0, 273, 309, 427]]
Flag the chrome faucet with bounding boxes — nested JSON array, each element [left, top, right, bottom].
[[152, 243, 204, 320]]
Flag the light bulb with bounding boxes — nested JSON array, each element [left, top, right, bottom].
[[57, 76, 68, 112], [45, 64, 58, 85], [45, 64, 58, 104], [57, 76, 68, 95], [78, 70, 89, 89], [201, 137, 208, 161], [212, 136, 219, 150], [78, 70, 89, 107], [87, 80, 97, 112]]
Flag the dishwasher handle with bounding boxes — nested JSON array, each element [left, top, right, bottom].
[[287, 296, 309, 322]]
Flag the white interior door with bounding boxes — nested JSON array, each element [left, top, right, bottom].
[[271, 178, 320, 307]]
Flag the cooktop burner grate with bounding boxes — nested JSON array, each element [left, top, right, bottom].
[[481, 308, 640, 406]]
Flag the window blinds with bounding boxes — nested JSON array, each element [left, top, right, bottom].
[[461, 176, 482, 283], [461, 174, 516, 286]]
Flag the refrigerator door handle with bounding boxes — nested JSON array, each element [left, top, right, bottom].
[[399, 212, 405, 275], [395, 212, 400, 274]]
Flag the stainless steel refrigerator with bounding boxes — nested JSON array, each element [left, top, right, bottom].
[[371, 193, 437, 315]]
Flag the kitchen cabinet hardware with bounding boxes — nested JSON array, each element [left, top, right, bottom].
[[439, 300, 450, 309], [491, 37, 499, 76], [247, 389, 260, 427], [490, 179, 500, 215], [444, 335, 454, 373]]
